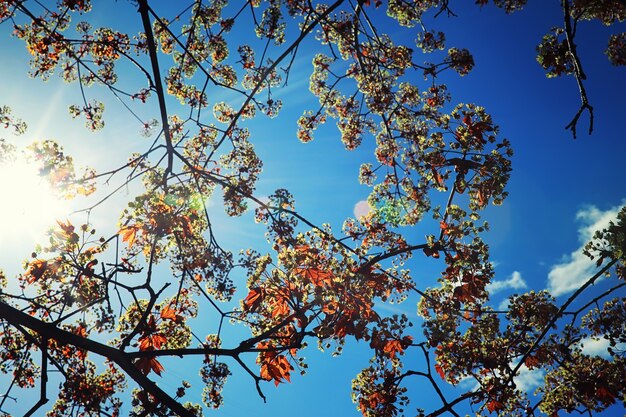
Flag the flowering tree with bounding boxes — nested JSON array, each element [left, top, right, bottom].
[[0, 1, 625, 417]]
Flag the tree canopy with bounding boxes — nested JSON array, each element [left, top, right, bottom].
[[0, 1, 625, 417]]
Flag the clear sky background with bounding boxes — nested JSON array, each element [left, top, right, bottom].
[[0, 1, 625, 416]]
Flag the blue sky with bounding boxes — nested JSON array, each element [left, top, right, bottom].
[[0, 1, 625, 416]]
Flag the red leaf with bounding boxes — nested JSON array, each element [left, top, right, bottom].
[[487, 400, 504, 413], [136, 357, 164, 376], [524, 355, 540, 369], [381, 336, 413, 359], [453, 282, 480, 304], [435, 363, 446, 379], [243, 287, 263, 312], [383, 340, 403, 359], [596, 386, 616, 405]]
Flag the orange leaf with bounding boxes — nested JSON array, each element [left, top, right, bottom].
[[296, 267, 333, 287], [119, 224, 140, 248], [382, 339, 404, 359], [294, 244, 312, 254], [260, 354, 292, 386], [270, 297, 291, 319], [322, 300, 339, 314], [138, 333, 167, 351], [56, 219, 75, 237], [138, 337, 152, 351], [160, 305, 178, 321], [244, 287, 263, 312], [150, 357, 164, 375], [431, 167, 445, 187], [74, 324, 87, 338], [475, 188, 487, 207], [25, 259, 48, 284], [151, 334, 167, 349]]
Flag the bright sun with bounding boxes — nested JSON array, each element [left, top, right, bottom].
[[0, 156, 68, 244]]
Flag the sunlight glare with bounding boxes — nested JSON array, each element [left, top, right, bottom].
[[0, 156, 68, 244]]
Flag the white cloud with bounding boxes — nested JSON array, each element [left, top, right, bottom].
[[353, 200, 372, 219], [578, 337, 611, 358], [497, 298, 511, 311], [456, 363, 544, 394], [547, 205, 621, 297], [514, 364, 545, 393], [487, 271, 527, 295], [574, 206, 620, 243]]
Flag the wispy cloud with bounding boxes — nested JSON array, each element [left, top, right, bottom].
[[547, 205, 621, 297], [487, 271, 527, 295]]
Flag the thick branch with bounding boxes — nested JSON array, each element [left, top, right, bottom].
[[0, 301, 195, 417], [137, 0, 174, 177], [562, 0, 594, 138]]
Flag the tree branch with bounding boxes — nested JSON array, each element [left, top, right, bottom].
[[23, 337, 48, 417], [137, 0, 174, 178], [562, 0, 594, 138], [0, 301, 195, 417], [508, 259, 617, 384]]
